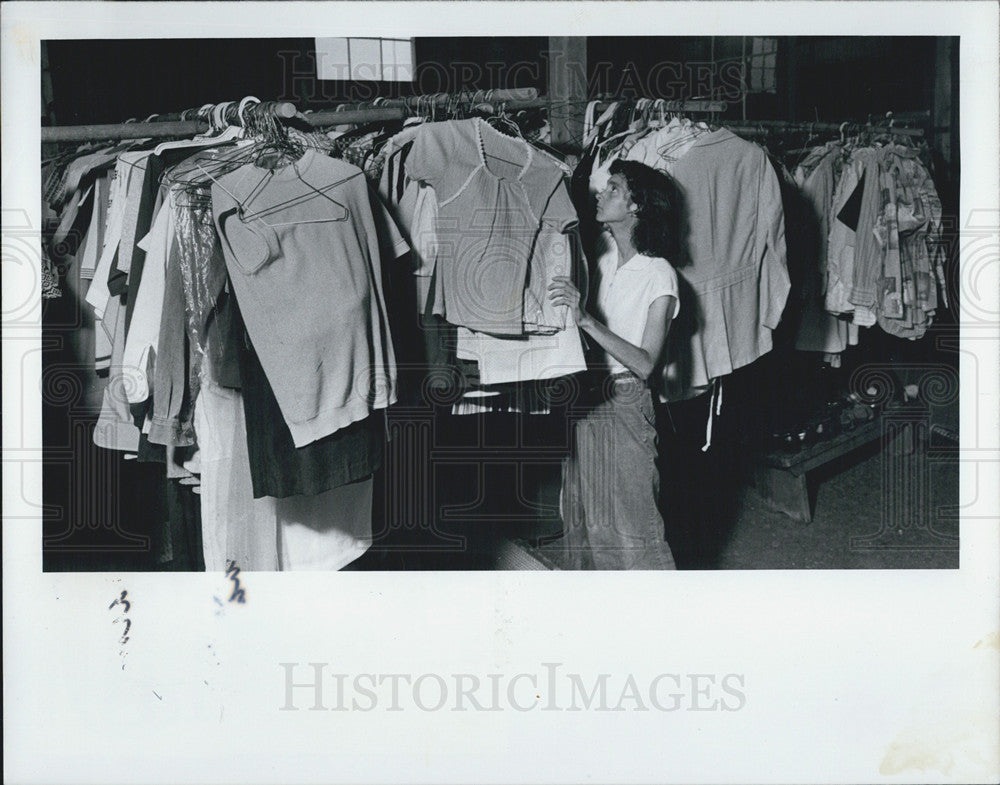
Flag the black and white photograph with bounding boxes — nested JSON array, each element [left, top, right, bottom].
[[36, 33, 963, 573], [4, 2, 999, 783]]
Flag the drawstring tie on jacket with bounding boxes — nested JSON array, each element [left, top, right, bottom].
[[701, 377, 723, 452]]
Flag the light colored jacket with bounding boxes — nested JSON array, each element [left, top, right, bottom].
[[661, 129, 790, 401]]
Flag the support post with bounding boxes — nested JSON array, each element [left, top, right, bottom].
[[932, 37, 959, 183], [547, 36, 587, 151]]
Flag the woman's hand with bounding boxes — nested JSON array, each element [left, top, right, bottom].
[[548, 276, 591, 327]]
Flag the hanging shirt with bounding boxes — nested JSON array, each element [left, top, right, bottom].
[[662, 129, 790, 399], [825, 151, 865, 318], [792, 144, 852, 355], [826, 147, 882, 327], [114, 150, 159, 284], [844, 148, 884, 323], [623, 117, 710, 173], [405, 118, 577, 335], [85, 157, 134, 321], [454, 325, 587, 385], [78, 173, 110, 281], [522, 205, 581, 335], [147, 239, 196, 448], [875, 144, 945, 339], [122, 196, 175, 405], [380, 174, 440, 314], [212, 149, 407, 448], [593, 238, 680, 376], [92, 279, 141, 453]]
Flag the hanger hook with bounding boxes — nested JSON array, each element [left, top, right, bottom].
[[238, 96, 261, 128], [209, 103, 222, 132]]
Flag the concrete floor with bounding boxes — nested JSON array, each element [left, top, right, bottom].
[[511, 427, 960, 571]]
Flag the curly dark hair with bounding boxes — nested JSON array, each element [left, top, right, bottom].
[[607, 159, 683, 264]]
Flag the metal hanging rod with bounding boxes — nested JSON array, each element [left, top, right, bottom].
[[41, 89, 544, 143], [41, 101, 298, 143], [592, 99, 729, 113], [722, 119, 924, 139], [320, 87, 537, 111], [303, 97, 549, 128], [42, 90, 925, 144]]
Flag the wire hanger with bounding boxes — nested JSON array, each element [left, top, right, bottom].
[[485, 100, 523, 138], [166, 99, 298, 194], [230, 167, 353, 225], [226, 100, 353, 223], [154, 97, 254, 155], [476, 114, 534, 172]]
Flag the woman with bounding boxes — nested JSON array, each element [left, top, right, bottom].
[[548, 159, 680, 570]]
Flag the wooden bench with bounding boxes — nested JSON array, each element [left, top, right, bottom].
[[755, 402, 920, 522]]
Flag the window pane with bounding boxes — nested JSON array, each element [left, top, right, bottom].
[[349, 38, 382, 81], [393, 39, 414, 82], [314, 37, 350, 81], [381, 39, 395, 81], [316, 37, 413, 82]]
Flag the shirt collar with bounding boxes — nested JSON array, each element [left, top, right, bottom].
[[621, 253, 654, 270]]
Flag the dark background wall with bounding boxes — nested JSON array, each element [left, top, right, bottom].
[[45, 36, 946, 126], [45, 35, 958, 195], [44, 37, 550, 125], [586, 36, 941, 121]]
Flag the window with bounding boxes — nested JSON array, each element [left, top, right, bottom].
[[314, 37, 415, 82], [748, 37, 777, 93]]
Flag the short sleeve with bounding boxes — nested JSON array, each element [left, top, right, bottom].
[[368, 185, 410, 260], [649, 260, 680, 320], [404, 123, 449, 187]]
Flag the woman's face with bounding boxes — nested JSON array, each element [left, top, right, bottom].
[[596, 173, 635, 224]]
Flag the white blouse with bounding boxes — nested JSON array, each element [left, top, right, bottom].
[[593, 237, 679, 374]]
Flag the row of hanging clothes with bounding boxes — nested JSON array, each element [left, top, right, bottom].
[[781, 119, 947, 357], [573, 99, 946, 447], [767, 118, 947, 449], [41, 91, 948, 569], [41, 94, 589, 571], [575, 98, 792, 454]]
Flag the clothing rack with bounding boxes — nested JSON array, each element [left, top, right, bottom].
[[42, 92, 928, 149], [42, 101, 298, 143], [41, 90, 737, 144], [40, 88, 544, 143], [586, 99, 926, 140], [320, 87, 538, 111], [592, 99, 729, 113], [723, 119, 925, 139]]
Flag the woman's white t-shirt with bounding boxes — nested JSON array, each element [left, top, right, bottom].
[[593, 237, 680, 374]]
